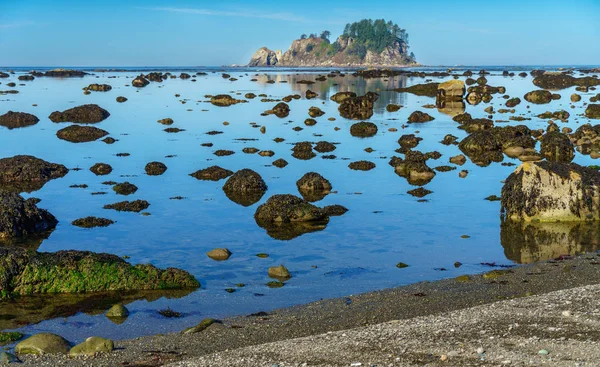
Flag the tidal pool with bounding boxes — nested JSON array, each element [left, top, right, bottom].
[[1, 66, 599, 343]]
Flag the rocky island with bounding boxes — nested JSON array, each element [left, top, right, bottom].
[[249, 19, 417, 67]]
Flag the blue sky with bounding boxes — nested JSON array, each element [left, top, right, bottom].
[[1, 0, 599, 66]]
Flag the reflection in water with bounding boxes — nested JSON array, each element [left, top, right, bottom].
[[0, 289, 194, 330], [437, 100, 466, 117], [0, 231, 52, 251], [501, 220, 600, 264], [256, 220, 328, 241], [252, 73, 408, 113]]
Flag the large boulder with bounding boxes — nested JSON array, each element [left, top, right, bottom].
[[56, 125, 109, 143], [0, 111, 39, 129], [15, 333, 70, 355], [0, 155, 68, 193], [0, 190, 57, 239], [0, 247, 200, 296], [49, 104, 110, 123], [338, 92, 378, 120], [222, 169, 267, 206], [437, 79, 465, 101], [501, 161, 600, 222]]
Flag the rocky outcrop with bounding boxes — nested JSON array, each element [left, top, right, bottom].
[[0, 248, 200, 297], [338, 92, 378, 120], [248, 47, 282, 67], [533, 73, 600, 90], [222, 169, 267, 206], [0, 191, 57, 239], [437, 80, 465, 101], [0, 155, 68, 192], [501, 161, 600, 222]]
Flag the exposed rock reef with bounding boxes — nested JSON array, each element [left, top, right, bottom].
[[0, 155, 68, 192]]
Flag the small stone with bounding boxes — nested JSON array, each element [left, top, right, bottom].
[[268, 265, 291, 280], [207, 248, 232, 261], [538, 349, 549, 355], [476, 347, 485, 354], [561, 310, 571, 317]]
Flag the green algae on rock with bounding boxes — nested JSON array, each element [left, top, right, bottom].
[[15, 333, 70, 355], [69, 336, 114, 357]]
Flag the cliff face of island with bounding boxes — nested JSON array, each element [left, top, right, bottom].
[[249, 19, 416, 67]]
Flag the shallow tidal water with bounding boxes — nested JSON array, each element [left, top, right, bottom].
[[1, 65, 599, 343]]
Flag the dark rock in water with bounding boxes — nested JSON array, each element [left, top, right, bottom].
[[190, 166, 233, 181], [386, 103, 402, 112], [292, 142, 316, 160], [305, 90, 318, 99], [90, 163, 112, 176], [49, 104, 110, 123], [245, 93, 257, 99], [453, 113, 472, 124], [72, 217, 114, 228], [210, 94, 246, 107], [458, 118, 494, 133], [394, 83, 439, 97], [540, 132, 574, 163], [296, 172, 332, 202], [0, 72, 9, 78], [254, 194, 329, 240], [348, 160, 375, 171], [586, 104, 600, 119], [501, 161, 600, 222], [104, 200, 149, 212], [533, 73, 600, 90], [85, 84, 112, 92], [164, 127, 185, 133], [243, 147, 259, 154], [180, 73, 191, 79], [42, 69, 87, 77], [157, 118, 174, 125], [271, 102, 290, 118], [145, 162, 167, 176], [505, 98, 521, 108], [0, 247, 199, 297], [323, 205, 348, 216], [393, 151, 436, 186], [441, 134, 459, 146], [0, 111, 39, 129], [537, 110, 570, 120], [407, 187, 432, 198], [18, 75, 34, 81], [57, 125, 109, 143], [338, 92, 378, 120], [408, 111, 434, 123], [116, 96, 127, 103], [523, 90, 553, 104], [132, 76, 149, 88], [314, 141, 336, 153], [459, 126, 535, 166], [330, 91, 357, 103], [272, 158, 288, 168], [397, 134, 422, 152], [214, 149, 235, 157], [113, 182, 137, 196], [0, 155, 68, 193], [350, 121, 378, 137], [102, 137, 116, 144], [308, 106, 325, 118], [223, 169, 267, 207], [0, 191, 57, 240]]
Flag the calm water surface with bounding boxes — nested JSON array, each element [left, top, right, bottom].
[[1, 66, 599, 342]]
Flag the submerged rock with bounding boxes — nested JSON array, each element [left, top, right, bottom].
[[49, 104, 110, 123], [501, 161, 600, 222], [222, 169, 267, 206], [0, 155, 68, 192], [190, 166, 233, 181], [0, 190, 57, 239], [15, 333, 70, 355], [0, 247, 199, 297], [0, 111, 39, 129], [56, 125, 109, 143]]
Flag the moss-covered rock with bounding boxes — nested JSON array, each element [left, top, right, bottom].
[[183, 318, 217, 334], [0, 331, 23, 345], [348, 160, 376, 171], [296, 172, 332, 202], [314, 141, 336, 153], [0, 155, 68, 193], [49, 104, 110, 124], [69, 336, 114, 357], [190, 166, 233, 181], [15, 333, 70, 355], [585, 104, 600, 119], [113, 182, 138, 195], [292, 142, 316, 160], [72, 216, 114, 228], [222, 169, 267, 207]]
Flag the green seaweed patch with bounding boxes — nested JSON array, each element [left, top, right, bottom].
[[0, 331, 23, 345], [183, 318, 217, 334], [266, 281, 285, 288], [455, 275, 471, 282], [483, 269, 512, 280], [158, 308, 182, 318]]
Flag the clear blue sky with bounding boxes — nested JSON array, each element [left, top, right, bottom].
[[1, 0, 599, 66]]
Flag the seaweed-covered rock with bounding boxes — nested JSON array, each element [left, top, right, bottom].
[[132, 76, 149, 88], [540, 132, 574, 163], [524, 90, 553, 104], [210, 94, 246, 107], [56, 125, 109, 143], [305, 90, 318, 99], [506, 98, 521, 108], [537, 110, 570, 120], [458, 118, 494, 133], [0, 191, 57, 239], [323, 205, 348, 216], [157, 118, 174, 125], [0, 247, 199, 297], [350, 121, 378, 137], [314, 141, 336, 153], [104, 200, 149, 212], [90, 163, 112, 176], [72, 217, 114, 228], [386, 104, 402, 112], [270, 102, 290, 118], [308, 106, 325, 118], [533, 73, 600, 90], [437, 79, 465, 101], [0, 111, 39, 129], [330, 91, 356, 103], [15, 333, 70, 355], [112, 182, 137, 195], [408, 111, 434, 123], [190, 166, 233, 181], [292, 142, 316, 160], [501, 161, 600, 222], [0, 155, 68, 193], [69, 336, 114, 357], [586, 104, 600, 119], [85, 84, 112, 92], [393, 151, 436, 186], [49, 104, 110, 124], [394, 83, 439, 97], [338, 92, 378, 120], [254, 194, 329, 240], [145, 162, 167, 176], [222, 169, 267, 206], [397, 134, 422, 152], [348, 160, 375, 171], [296, 172, 332, 202], [116, 96, 127, 103]]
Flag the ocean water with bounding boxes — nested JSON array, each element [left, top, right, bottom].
[[1, 65, 599, 343]]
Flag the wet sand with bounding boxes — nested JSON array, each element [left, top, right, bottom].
[[18, 251, 600, 366]]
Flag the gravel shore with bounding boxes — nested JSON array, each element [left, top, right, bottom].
[[17, 252, 600, 366]]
